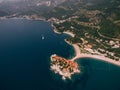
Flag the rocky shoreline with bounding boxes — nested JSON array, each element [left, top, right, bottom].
[[50, 54, 80, 80]]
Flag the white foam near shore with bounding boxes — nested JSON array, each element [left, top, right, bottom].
[[50, 64, 71, 80], [53, 29, 61, 34], [72, 44, 120, 66]]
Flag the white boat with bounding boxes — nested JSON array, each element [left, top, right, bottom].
[[42, 35, 45, 40]]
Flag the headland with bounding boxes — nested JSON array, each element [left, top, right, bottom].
[[50, 54, 80, 80]]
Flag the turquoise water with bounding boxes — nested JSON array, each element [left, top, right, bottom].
[[74, 58, 120, 90], [0, 19, 120, 90]]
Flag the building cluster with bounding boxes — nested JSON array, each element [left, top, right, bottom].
[[51, 55, 79, 72], [109, 40, 120, 49], [51, 54, 80, 77]]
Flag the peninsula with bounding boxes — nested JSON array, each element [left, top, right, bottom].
[[48, 0, 120, 69], [50, 54, 80, 80]]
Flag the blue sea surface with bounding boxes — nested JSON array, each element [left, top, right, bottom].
[[0, 19, 120, 90]]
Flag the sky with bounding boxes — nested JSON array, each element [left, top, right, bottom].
[[0, 0, 29, 2], [0, 0, 25, 1]]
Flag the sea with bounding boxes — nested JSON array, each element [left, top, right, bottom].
[[0, 19, 120, 90]]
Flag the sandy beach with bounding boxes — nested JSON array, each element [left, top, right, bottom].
[[52, 24, 75, 37], [63, 31, 75, 37], [72, 44, 120, 66], [51, 24, 61, 34]]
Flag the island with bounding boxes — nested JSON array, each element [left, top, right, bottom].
[[50, 54, 80, 80]]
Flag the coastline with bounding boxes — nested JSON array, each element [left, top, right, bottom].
[[50, 54, 80, 80], [52, 23, 75, 37], [1, 17, 120, 66], [72, 44, 120, 66], [51, 24, 120, 66], [60, 31, 120, 66], [0, 16, 46, 21]]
